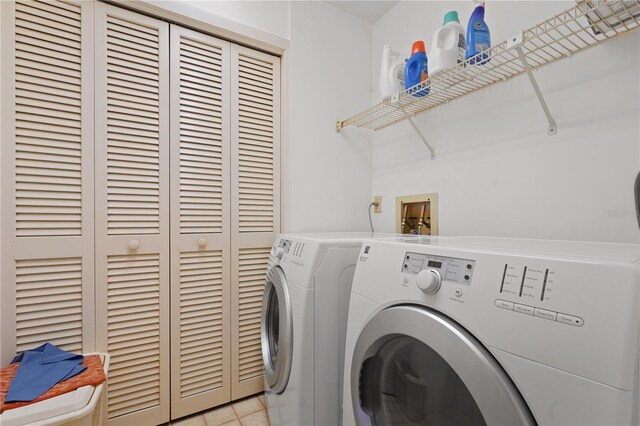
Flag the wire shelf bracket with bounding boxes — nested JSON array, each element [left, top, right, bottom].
[[336, 100, 437, 159], [507, 31, 558, 136], [399, 104, 436, 160]]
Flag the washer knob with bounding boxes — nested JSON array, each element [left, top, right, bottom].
[[416, 269, 442, 294], [275, 247, 285, 259]]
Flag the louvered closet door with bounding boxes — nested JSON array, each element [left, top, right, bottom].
[[230, 45, 281, 399], [169, 25, 232, 419], [0, 0, 94, 366], [94, 4, 169, 425]]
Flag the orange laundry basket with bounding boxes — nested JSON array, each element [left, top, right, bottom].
[[0, 353, 110, 426]]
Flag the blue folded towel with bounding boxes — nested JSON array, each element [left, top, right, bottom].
[[5, 343, 86, 403]]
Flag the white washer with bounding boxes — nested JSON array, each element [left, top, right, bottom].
[[261, 233, 399, 426], [343, 236, 640, 426]]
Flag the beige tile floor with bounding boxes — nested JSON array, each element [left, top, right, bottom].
[[171, 394, 269, 426]]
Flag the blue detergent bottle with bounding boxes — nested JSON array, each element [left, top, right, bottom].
[[466, 1, 491, 65], [404, 41, 429, 97]]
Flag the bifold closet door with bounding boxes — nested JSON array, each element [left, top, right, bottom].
[[169, 25, 232, 420], [0, 0, 94, 366], [94, 3, 170, 425], [230, 45, 281, 399]]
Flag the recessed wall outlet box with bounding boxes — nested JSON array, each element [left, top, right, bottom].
[[396, 193, 438, 235]]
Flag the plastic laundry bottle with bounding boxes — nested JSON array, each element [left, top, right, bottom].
[[429, 11, 466, 75], [465, 1, 491, 65], [379, 44, 406, 98], [404, 41, 429, 97]]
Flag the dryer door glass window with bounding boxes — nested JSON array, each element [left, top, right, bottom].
[[351, 306, 534, 426], [261, 266, 293, 394], [358, 335, 485, 425], [265, 286, 280, 369]]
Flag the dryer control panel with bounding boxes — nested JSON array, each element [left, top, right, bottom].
[[495, 262, 584, 327], [401, 252, 476, 285], [352, 238, 640, 393]]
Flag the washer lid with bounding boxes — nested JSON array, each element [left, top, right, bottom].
[[261, 266, 293, 394], [351, 306, 535, 426]]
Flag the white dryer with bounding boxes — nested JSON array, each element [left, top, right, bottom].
[[261, 233, 397, 426], [343, 236, 640, 426]]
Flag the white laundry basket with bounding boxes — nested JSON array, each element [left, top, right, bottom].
[[0, 353, 110, 426]]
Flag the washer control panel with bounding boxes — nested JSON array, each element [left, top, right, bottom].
[[291, 241, 306, 257], [278, 238, 292, 253], [402, 252, 476, 285]]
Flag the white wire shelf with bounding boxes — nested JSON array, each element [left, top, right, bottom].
[[337, 0, 640, 139]]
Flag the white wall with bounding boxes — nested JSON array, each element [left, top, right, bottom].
[[371, 1, 640, 243], [188, 1, 290, 40], [287, 2, 373, 232], [189, 1, 373, 233]]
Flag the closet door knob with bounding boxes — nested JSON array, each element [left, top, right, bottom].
[[198, 238, 208, 248], [128, 240, 140, 251]]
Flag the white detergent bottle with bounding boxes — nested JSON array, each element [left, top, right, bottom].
[[379, 44, 405, 99], [429, 11, 465, 76]]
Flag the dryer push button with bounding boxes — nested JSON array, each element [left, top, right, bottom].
[[557, 313, 584, 327], [514, 303, 534, 316], [494, 299, 514, 310], [534, 308, 557, 321]]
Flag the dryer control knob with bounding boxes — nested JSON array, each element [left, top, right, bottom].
[[275, 247, 285, 259], [416, 269, 442, 295]]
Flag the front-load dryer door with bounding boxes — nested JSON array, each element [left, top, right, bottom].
[[351, 306, 536, 426], [261, 266, 293, 394]]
